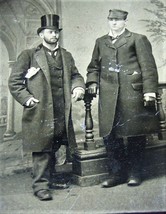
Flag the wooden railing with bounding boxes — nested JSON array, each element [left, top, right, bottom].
[[84, 83, 166, 150], [83, 90, 96, 150], [157, 83, 166, 140]]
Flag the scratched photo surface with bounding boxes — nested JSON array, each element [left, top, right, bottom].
[[0, 0, 165, 213]]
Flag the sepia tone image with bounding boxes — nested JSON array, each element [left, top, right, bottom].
[[0, 0, 166, 213]]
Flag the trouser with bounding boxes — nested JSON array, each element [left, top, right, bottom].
[[127, 136, 146, 177], [32, 143, 61, 193], [104, 135, 146, 178]]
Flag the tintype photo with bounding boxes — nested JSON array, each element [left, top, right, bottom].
[[0, 0, 166, 213]]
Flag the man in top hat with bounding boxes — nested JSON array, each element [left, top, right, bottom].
[[86, 9, 159, 187], [9, 14, 85, 200]]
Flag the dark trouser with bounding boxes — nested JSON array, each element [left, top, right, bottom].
[[32, 143, 61, 193], [104, 135, 146, 179], [127, 136, 146, 177]]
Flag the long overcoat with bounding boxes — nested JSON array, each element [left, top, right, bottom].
[[8, 45, 85, 153], [86, 29, 159, 138]]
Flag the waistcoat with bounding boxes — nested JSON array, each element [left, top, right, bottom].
[[45, 49, 66, 138]]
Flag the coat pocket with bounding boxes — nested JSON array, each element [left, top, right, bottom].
[[23, 103, 38, 122], [131, 83, 143, 91]]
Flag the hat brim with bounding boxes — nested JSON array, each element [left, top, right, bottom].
[[37, 27, 62, 35], [108, 15, 126, 19]]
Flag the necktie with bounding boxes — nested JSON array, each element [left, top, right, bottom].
[[49, 49, 58, 58], [51, 49, 58, 57], [43, 46, 58, 58], [110, 35, 119, 41]]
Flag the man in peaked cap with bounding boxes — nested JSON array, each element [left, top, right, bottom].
[[86, 9, 159, 188], [9, 14, 85, 200]]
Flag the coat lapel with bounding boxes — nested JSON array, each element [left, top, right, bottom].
[[60, 48, 70, 98], [114, 36, 127, 48], [104, 29, 132, 49], [114, 29, 132, 48], [104, 36, 116, 49], [34, 46, 50, 84], [58, 48, 71, 133]]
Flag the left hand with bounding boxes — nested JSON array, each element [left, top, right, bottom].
[[87, 83, 98, 95], [72, 87, 85, 102]]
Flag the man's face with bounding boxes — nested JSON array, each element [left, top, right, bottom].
[[108, 18, 126, 32], [39, 29, 60, 44]]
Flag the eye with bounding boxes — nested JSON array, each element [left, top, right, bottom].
[[108, 18, 113, 21], [46, 30, 52, 34], [52, 31, 59, 34]]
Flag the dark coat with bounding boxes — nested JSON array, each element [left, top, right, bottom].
[[8, 45, 85, 153], [86, 29, 159, 138]]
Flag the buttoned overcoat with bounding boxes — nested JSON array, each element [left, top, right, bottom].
[[9, 45, 85, 153], [86, 29, 159, 138]]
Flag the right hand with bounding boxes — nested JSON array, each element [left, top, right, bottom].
[[25, 97, 39, 107], [87, 83, 98, 95], [143, 95, 156, 107]]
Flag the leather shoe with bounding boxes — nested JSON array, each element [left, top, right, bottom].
[[35, 189, 53, 201], [127, 175, 141, 186], [101, 176, 126, 188]]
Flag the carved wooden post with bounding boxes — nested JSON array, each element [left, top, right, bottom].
[[72, 90, 109, 186], [157, 84, 166, 140], [84, 89, 96, 150]]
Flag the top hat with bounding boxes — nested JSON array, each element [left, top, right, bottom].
[[37, 14, 62, 35], [108, 9, 128, 20]]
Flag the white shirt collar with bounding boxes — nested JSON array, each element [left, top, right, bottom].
[[43, 43, 59, 57], [108, 28, 126, 38], [43, 42, 59, 52]]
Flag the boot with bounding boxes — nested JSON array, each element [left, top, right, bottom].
[[101, 172, 127, 188], [101, 136, 128, 188], [127, 173, 141, 186]]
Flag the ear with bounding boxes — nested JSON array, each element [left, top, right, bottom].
[[39, 31, 44, 39]]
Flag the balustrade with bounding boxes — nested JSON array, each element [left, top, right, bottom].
[[83, 89, 96, 150], [0, 115, 7, 127], [83, 83, 166, 150], [157, 83, 166, 140]]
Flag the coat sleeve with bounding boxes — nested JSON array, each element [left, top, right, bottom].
[[8, 50, 33, 105], [86, 39, 100, 85], [135, 35, 158, 94], [69, 53, 85, 92]]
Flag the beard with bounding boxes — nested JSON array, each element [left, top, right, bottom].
[[44, 37, 59, 45]]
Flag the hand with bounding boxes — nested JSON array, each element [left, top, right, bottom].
[[87, 83, 98, 95], [25, 97, 39, 107], [143, 96, 156, 107], [72, 87, 85, 102]]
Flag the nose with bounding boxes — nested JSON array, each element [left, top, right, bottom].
[[112, 19, 117, 24], [52, 31, 57, 36]]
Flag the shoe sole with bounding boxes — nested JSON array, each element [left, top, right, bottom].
[[127, 181, 141, 186]]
